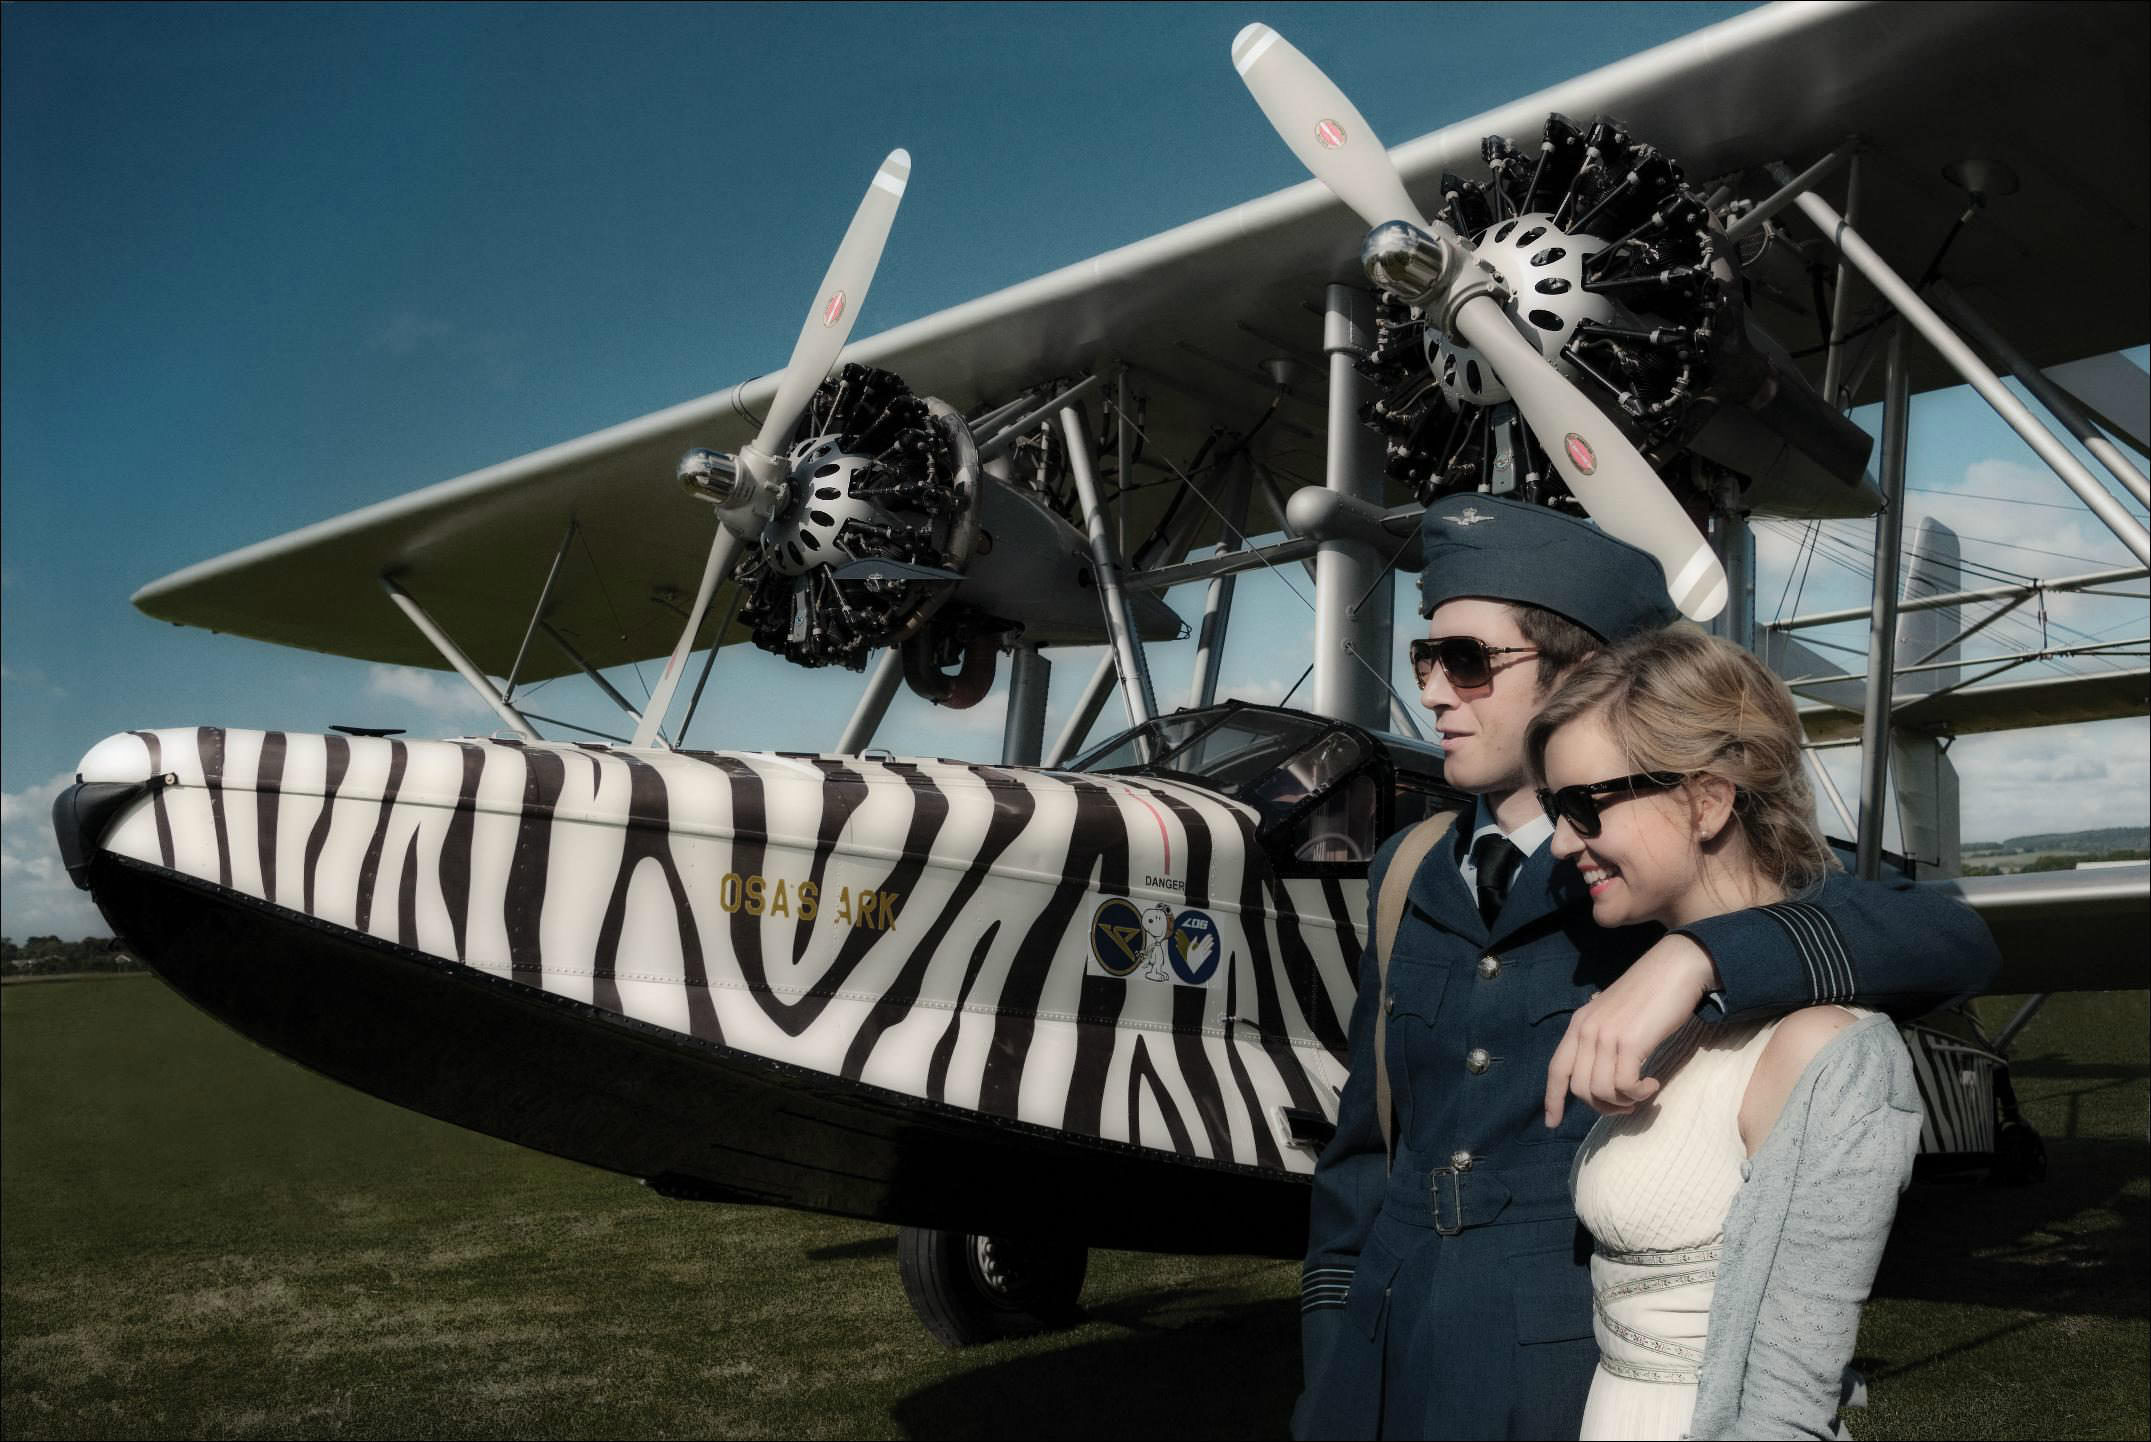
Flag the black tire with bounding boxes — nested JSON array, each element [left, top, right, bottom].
[[1989, 1120, 2047, 1185], [896, 1227, 1088, 1346]]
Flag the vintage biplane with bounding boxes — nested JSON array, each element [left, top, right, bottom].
[[52, 2, 2149, 1344]]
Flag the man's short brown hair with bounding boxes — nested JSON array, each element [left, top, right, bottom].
[[1508, 603, 1601, 688]]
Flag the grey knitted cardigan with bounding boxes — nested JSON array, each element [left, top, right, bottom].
[[1686, 1012, 1923, 1439]]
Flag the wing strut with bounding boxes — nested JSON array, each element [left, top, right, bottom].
[[1853, 327, 1914, 881], [1002, 646, 1051, 766], [1188, 449, 1252, 711], [540, 622, 648, 729], [835, 648, 906, 755], [1928, 281, 2151, 508], [1769, 162, 2151, 565], [380, 576, 538, 742], [1060, 404, 1158, 732], [1312, 284, 1394, 733]]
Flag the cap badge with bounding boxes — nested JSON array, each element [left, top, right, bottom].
[[1446, 506, 1494, 527]]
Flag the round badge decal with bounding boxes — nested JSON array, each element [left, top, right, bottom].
[[1314, 119, 1346, 150], [1563, 432, 1597, 475], [1169, 909, 1222, 985], [1090, 897, 1146, 977], [821, 290, 847, 328]]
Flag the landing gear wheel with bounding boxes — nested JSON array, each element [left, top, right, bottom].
[[896, 1227, 1088, 1346], [1990, 1120, 2047, 1185]]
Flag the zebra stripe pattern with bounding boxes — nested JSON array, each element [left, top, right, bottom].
[[83, 727, 1363, 1175], [1900, 1022, 2001, 1155]]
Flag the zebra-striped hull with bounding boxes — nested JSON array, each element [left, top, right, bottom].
[[67, 727, 1363, 1251]]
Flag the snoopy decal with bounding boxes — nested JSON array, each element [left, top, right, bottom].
[[1139, 903, 1175, 982]]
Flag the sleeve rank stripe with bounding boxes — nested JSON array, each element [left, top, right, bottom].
[[1759, 901, 1853, 1004]]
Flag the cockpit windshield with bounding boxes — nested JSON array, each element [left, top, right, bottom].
[[1068, 704, 1393, 865], [1070, 708, 1338, 792]]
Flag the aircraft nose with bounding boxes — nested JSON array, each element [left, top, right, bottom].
[[52, 778, 166, 890]]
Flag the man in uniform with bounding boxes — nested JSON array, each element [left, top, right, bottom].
[[1292, 495, 1997, 1440]]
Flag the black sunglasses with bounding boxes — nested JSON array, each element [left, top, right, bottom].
[[1536, 772, 1688, 837], [1409, 636, 1540, 689]]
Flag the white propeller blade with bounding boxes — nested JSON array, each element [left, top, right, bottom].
[[1231, 24, 1425, 232], [630, 527, 746, 749], [751, 148, 912, 461], [1453, 298, 1726, 619], [634, 151, 913, 749], [1230, 25, 1726, 621]]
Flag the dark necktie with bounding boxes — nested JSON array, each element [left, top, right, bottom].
[[1472, 833, 1524, 927]]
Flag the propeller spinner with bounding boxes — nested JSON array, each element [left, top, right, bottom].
[[1231, 25, 1727, 621]]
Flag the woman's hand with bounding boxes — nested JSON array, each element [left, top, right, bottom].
[[1543, 933, 1720, 1127]]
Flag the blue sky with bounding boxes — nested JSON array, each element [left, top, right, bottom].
[[5, 2, 2145, 938]]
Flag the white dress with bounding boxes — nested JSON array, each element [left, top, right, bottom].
[[1570, 1015, 1787, 1442]]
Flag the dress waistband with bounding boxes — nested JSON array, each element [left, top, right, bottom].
[[1382, 1157, 1579, 1234], [1590, 1245, 1721, 1386], [1593, 1241, 1723, 1267]]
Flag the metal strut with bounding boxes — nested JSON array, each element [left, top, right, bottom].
[[1855, 325, 1912, 882], [380, 576, 539, 742], [1002, 645, 1051, 766], [1189, 449, 1253, 710], [1929, 280, 2151, 509], [836, 646, 906, 754], [1771, 163, 2151, 565], [1313, 285, 1394, 733], [1060, 403, 1157, 731]]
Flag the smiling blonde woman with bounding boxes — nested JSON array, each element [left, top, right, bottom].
[[1526, 627, 1922, 1441]]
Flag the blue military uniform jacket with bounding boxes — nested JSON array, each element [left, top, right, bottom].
[[1292, 821, 1998, 1441]]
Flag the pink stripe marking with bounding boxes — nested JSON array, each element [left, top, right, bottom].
[[1122, 788, 1172, 873]]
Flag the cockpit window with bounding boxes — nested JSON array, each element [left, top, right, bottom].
[[1069, 707, 1331, 789], [1071, 704, 1390, 869]]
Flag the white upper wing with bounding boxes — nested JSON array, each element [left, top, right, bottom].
[[133, 1, 2148, 676]]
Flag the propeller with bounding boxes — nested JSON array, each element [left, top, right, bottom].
[[1231, 25, 1726, 621], [631, 148, 912, 748]]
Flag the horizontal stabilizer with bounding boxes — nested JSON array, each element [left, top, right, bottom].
[[1800, 666, 2150, 743], [1941, 865, 2151, 994]]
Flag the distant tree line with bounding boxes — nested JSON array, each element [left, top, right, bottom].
[[1961, 826, 2150, 857], [1960, 848, 2151, 877], [1, 937, 143, 977]]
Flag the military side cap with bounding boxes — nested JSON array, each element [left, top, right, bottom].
[[1418, 494, 1678, 641]]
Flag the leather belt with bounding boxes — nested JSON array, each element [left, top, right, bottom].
[[1382, 1157, 1578, 1234]]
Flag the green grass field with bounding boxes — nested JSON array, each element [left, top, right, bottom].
[[4, 976, 2144, 1439]]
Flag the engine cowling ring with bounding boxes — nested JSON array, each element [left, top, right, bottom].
[[733, 366, 981, 670]]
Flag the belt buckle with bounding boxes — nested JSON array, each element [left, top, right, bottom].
[[1427, 1166, 1464, 1235]]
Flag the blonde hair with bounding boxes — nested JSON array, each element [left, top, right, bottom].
[[1526, 627, 1837, 896]]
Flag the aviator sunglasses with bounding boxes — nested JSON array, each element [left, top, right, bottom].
[[1409, 636, 1540, 689], [1536, 772, 1689, 837]]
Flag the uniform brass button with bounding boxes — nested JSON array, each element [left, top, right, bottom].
[[1478, 955, 1501, 979], [1385, 992, 1396, 1016], [1465, 1047, 1491, 1074], [1449, 1150, 1474, 1171]]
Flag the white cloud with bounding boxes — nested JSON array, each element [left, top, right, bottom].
[[370, 310, 455, 355], [365, 665, 495, 719], [0, 660, 67, 699], [1, 772, 109, 940], [1950, 718, 2150, 844], [368, 310, 525, 393]]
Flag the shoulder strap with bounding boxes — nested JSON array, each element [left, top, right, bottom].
[[1373, 810, 1461, 1170]]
